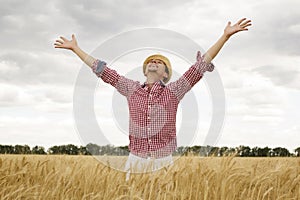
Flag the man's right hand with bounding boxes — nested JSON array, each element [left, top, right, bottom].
[[54, 34, 78, 51], [54, 34, 96, 68]]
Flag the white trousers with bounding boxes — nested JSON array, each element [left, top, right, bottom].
[[124, 153, 173, 181]]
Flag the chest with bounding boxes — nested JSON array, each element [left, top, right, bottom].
[[128, 87, 178, 113]]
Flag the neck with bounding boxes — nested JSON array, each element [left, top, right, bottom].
[[146, 73, 162, 84]]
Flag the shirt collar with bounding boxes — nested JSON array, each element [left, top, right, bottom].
[[142, 80, 166, 88]]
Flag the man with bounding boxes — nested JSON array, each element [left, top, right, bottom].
[[54, 18, 251, 179]]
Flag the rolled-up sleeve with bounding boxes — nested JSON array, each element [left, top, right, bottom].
[[168, 51, 215, 101], [91, 59, 139, 98]]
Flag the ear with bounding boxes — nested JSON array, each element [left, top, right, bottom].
[[163, 72, 168, 79]]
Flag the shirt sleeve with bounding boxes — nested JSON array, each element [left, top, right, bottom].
[[168, 51, 215, 101], [91, 59, 139, 98]]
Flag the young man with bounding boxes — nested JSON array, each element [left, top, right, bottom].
[[54, 18, 251, 179]]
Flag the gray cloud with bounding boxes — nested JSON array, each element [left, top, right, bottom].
[[237, 0, 300, 56], [0, 0, 191, 53], [0, 50, 80, 86], [253, 65, 300, 90]]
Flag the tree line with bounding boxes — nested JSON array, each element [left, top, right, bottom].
[[0, 144, 299, 157]]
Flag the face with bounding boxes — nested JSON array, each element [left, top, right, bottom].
[[145, 59, 168, 81]]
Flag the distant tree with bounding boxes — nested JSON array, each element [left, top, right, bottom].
[[78, 146, 91, 155], [48, 145, 60, 154], [118, 146, 129, 156], [227, 147, 236, 156], [1, 143, 297, 157], [272, 147, 291, 157], [173, 146, 188, 156], [208, 147, 219, 156], [186, 145, 199, 155], [86, 143, 101, 155], [251, 147, 260, 157], [183, 146, 192, 156], [0, 145, 14, 154], [118, 145, 129, 152], [199, 146, 211, 157], [219, 147, 229, 156], [236, 145, 251, 157], [197, 146, 221, 157], [99, 144, 116, 155], [257, 147, 271, 157], [32, 146, 46, 154], [218, 147, 236, 156], [65, 144, 79, 155], [14, 145, 31, 154], [295, 147, 300, 157]]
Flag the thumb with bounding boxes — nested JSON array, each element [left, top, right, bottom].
[[72, 34, 75, 40], [227, 21, 231, 26]]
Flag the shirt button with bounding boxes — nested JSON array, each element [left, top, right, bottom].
[[147, 116, 150, 119], [148, 105, 151, 109], [149, 139, 152, 142]]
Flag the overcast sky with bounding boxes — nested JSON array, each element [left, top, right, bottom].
[[0, 0, 299, 152]]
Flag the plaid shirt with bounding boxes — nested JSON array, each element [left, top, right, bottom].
[[91, 51, 215, 158]]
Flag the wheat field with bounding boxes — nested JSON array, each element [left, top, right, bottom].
[[0, 155, 299, 200]]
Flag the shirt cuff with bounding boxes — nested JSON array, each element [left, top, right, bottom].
[[92, 59, 107, 75], [195, 51, 215, 74]]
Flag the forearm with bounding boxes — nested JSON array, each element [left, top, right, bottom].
[[72, 46, 96, 68], [204, 33, 229, 63]]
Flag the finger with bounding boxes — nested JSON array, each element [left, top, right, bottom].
[[241, 23, 252, 29], [227, 21, 231, 26], [236, 17, 247, 25], [55, 39, 64, 44], [240, 20, 251, 27], [60, 36, 68, 42], [54, 43, 63, 48], [54, 42, 64, 47], [241, 26, 250, 31], [244, 23, 252, 27], [54, 42, 61, 46]]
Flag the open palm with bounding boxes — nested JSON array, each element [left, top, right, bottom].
[[224, 18, 252, 38], [54, 34, 78, 50]]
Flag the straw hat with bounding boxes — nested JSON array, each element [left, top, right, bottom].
[[143, 54, 172, 83]]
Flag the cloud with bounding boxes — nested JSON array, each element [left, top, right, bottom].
[[0, 50, 82, 86], [253, 64, 300, 90], [238, 0, 300, 56], [0, 115, 80, 149]]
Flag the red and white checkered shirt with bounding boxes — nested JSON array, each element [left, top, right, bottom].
[[91, 51, 215, 158]]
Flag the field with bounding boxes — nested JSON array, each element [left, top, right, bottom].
[[0, 155, 299, 200]]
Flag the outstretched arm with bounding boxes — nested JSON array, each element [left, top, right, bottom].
[[54, 34, 139, 98], [169, 18, 252, 101], [203, 18, 252, 63], [54, 34, 96, 68]]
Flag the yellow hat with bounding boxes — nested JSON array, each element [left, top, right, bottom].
[[143, 54, 172, 83]]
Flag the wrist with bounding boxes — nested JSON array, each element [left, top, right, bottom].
[[72, 45, 80, 52], [222, 33, 230, 41]]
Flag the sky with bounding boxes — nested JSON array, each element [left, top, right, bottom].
[[0, 0, 299, 152]]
